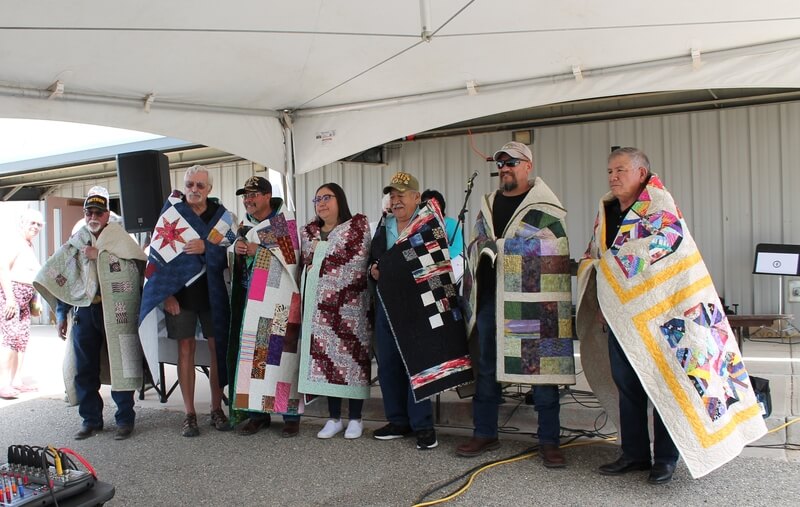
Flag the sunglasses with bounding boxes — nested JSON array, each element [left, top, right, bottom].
[[495, 158, 523, 169], [84, 209, 107, 218], [185, 181, 208, 190], [241, 192, 264, 200], [312, 194, 335, 204]]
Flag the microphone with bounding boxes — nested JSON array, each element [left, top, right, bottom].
[[465, 170, 478, 192]]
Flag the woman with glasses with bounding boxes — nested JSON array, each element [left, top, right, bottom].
[[298, 183, 372, 439], [0, 208, 44, 399]]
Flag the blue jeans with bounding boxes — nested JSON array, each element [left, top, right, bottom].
[[72, 304, 135, 428], [374, 302, 433, 431], [328, 397, 364, 420], [472, 291, 561, 444], [608, 331, 679, 465]]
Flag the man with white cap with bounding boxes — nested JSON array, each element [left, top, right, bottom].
[[457, 142, 575, 467], [35, 186, 146, 440]]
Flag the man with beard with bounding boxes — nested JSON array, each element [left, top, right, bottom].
[[457, 142, 574, 467], [35, 187, 146, 440]]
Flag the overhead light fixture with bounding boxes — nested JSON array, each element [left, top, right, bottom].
[[513, 130, 533, 145], [47, 80, 64, 100]]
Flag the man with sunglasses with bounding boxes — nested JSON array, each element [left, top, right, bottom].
[[35, 186, 146, 440], [139, 166, 236, 438], [458, 142, 575, 468], [228, 176, 303, 437]]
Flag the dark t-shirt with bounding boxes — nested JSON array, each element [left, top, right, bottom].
[[174, 199, 220, 311], [492, 191, 529, 238], [604, 198, 629, 250]]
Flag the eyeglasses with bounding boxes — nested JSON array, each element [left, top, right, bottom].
[[185, 181, 208, 190], [83, 209, 106, 218], [495, 158, 523, 169], [29, 221, 44, 228], [241, 192, 263, 200], [312, 194, 335, 204]]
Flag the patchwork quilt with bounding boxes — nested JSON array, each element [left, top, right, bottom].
[[463, 177, 575, 385], [576, 174, 767, 478], [232, 211, 304, 416], [35, 223, 146, 391], [376, 201, 472, 402], [298, 214, 372, 400], [138, 192, 236, 388]]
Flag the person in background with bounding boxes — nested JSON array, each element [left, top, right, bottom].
[[421, 189, 464, 282], [0, 209, 44, 399], [298, 183, 372, 440]]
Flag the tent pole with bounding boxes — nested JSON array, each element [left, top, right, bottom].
[[280, 111, 297, 213]]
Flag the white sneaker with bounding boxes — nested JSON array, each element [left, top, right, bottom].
[[344, 419, 363, 439], [317, 419, 343, 439]]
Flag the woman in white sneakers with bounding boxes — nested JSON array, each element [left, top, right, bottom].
[[298, 183, 373, 440]]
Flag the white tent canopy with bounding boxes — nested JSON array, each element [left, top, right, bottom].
[[2, 1, 800, 174]]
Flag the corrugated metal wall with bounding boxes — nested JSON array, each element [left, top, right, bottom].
[[297, 102, 800, 315]]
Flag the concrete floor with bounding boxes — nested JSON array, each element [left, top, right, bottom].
[[1, 325, 799, 505]]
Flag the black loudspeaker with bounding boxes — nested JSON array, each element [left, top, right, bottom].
[[116, 150, 172, 233]]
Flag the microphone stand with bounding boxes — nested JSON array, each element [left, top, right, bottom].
[[452, 171, 478, 246]]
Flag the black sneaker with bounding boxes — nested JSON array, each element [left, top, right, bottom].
[[373, 423, 412, 440], [416, 429, 438, 450]]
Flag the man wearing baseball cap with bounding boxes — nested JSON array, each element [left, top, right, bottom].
[[35, 186, 147, 440], [368, 171, 443, 450], [229, 175, 304, 437], [457, 142, 575, 468]]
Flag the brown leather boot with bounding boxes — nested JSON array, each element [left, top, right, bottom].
[[540, 443, 566, 468], [456, 437, 501, 457]]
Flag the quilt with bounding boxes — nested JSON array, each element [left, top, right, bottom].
[[376, 201, 472, 402], [576, 174, 767, 478], [138, 192, 236, 388], [35, 223, 146, 391], [232, 211, 304, 416], [298, 214, 372, 400], [463, 177, 575, 385]]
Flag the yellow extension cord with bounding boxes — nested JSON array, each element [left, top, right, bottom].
[[412, 417, 800, 507]]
